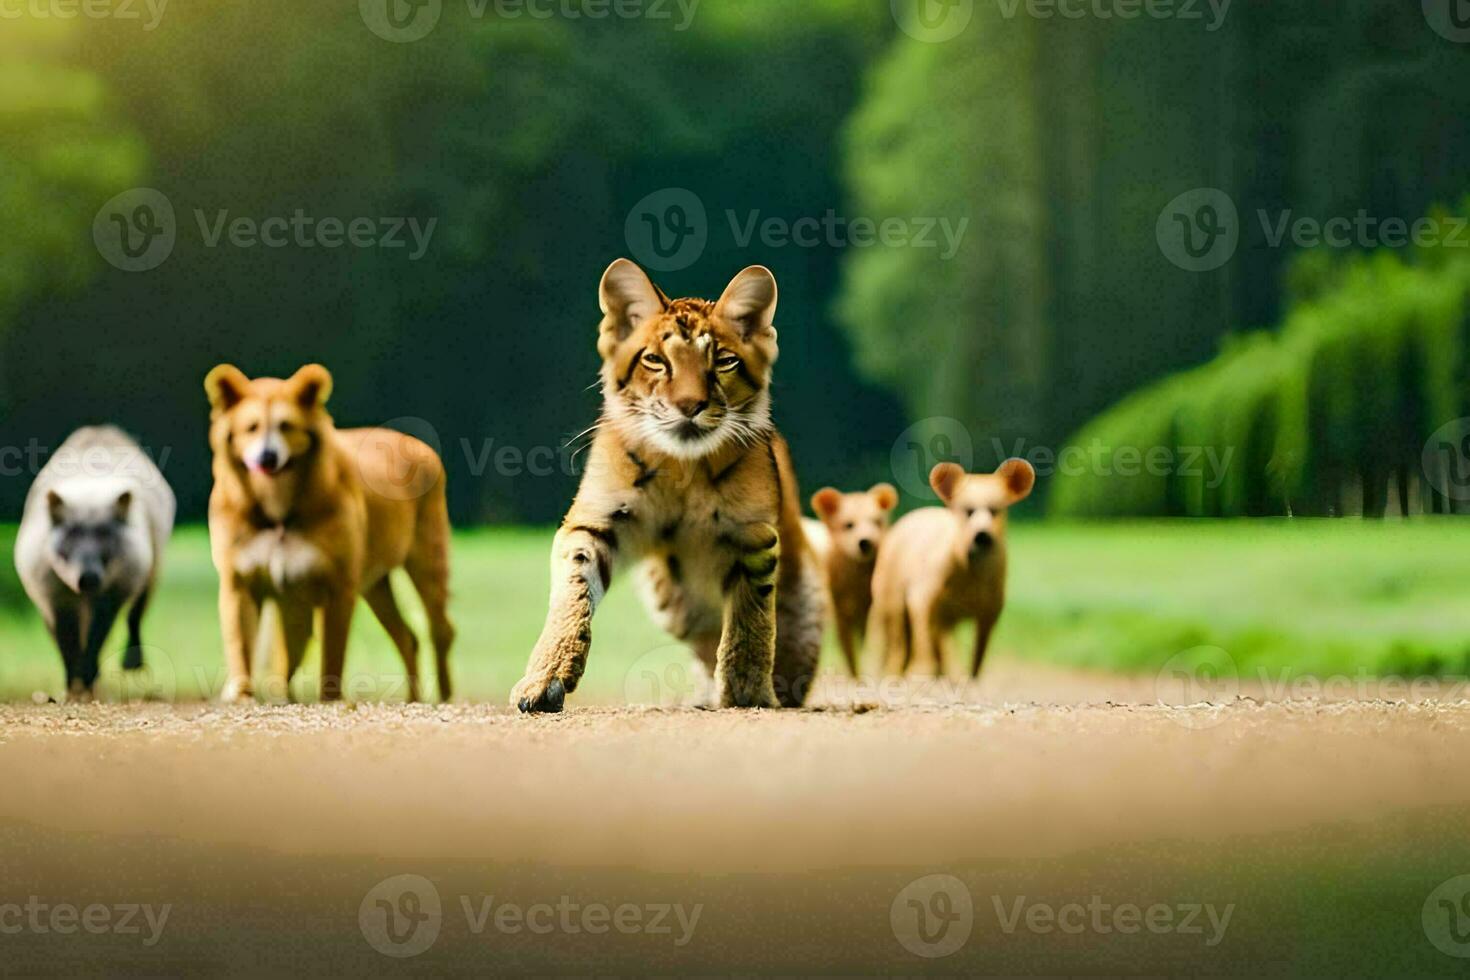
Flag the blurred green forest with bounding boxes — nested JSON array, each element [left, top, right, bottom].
[[3, 1, 1469, 523]]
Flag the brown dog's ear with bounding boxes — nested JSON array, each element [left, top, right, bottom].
[[929, 462, 966, 504], [811, 487, 842, 521], [599, 258, 666, 360], [288, 364, 333, 410], [869, 483, 898, 511], [997, 458, 1036, 503], [715, 265, 778, 340], [204, 364, 250, 415]]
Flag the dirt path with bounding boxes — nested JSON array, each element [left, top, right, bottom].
[[3, 661, 1470, 975]]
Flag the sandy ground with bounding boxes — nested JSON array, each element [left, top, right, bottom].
[[3, 660, 1470, 976]]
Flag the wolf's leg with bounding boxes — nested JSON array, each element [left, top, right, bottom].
[[79, 596, 122, 693], [218, 581, 259, 702], [363, 576, 420, 703], [52, 606, 84, 699], [123, 586, 150, 670], [714, 522, 780, 709], [406, 488, 455, 702], [318, 590, 357, 702], [511, 524, 617, 713]]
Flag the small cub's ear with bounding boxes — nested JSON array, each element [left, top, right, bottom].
[[599, 258, 666, 359], [811, 487, 842, 521], [288, 364, 333, 410], [204, 364, 250, 415], [715, 265, 778, 340], [113, 490, 133, 521], [869, 483, 899, 511], [46, 490, 67, 526], [997, 458, 1037, 503], [929, 462, 966, 504]]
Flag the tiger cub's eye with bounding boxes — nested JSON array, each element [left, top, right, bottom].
[[641, 352, 667, 370], [715, 352, 741, 372]]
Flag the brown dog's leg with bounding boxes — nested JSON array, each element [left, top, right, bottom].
[[714, 522, 780, 709], [363, 577, 420, 703], [836, 617, 860, 677], [406, 490, 456, 702], [318, 590, 357, 702], [907, 597, 943, 677], [218, 582, 259, 702], [971, 616, 996, 678], [511, 524, 616, 713], [275, 600, 315, 702]]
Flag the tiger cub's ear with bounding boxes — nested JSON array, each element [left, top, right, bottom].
[[715, 265, 778, 340], [598, 258, 666, 360]]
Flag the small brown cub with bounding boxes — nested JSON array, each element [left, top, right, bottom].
[[807, 484, 897, 676], [866, 459, 1035, 678]]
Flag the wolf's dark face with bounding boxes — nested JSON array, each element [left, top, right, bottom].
[[46, 490, 132, 595]]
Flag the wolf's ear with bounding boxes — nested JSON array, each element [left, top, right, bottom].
[[113, 490, 133, 521], [204, 364, 249, 414], [997, 458, 1036, 503], [929, 462, 966, 505], [46, 490, 66, 526], [288, 364, 333, 410], [811, 487, 842, 521], [599, 259, 666, 360], [869, 483, 899, 512], [715, 265, 778, 340]]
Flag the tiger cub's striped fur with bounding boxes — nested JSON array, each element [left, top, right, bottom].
[[510, 260, 823, 711]]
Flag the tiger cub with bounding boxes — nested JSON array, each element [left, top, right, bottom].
[[509, 259, 824, 712]]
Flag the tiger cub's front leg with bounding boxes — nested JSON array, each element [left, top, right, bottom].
[[511, 523, 615, 713], [715, 522, 781, 708]]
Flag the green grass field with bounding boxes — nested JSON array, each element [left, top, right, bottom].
[[2, 519, 1469, 702]]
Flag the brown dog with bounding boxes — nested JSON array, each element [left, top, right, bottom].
[[806, 484, 897, 676], [866, 460, 1034, 678], [204, 364, 455, 702]]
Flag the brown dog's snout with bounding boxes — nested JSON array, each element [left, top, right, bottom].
[[972, 529, 994, 550], [857, 537, 876, 557]]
